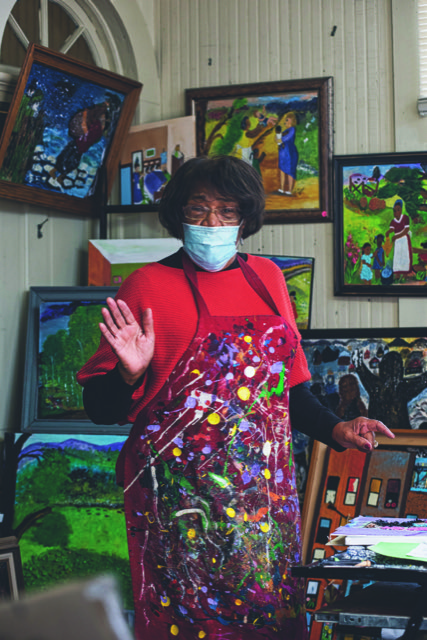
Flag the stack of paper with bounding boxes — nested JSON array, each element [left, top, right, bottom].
[[329, 516, 427, 547]]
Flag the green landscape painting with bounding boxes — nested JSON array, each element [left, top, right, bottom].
[[13, 434, 132, 608], [261, 255, 314, 330], [38, 299, 106, 419]]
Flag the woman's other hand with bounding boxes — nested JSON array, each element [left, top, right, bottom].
[[99, 297, 155, 385], [332, 417, 395, 452]]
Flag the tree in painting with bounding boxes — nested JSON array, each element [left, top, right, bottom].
[[38, 300, 105, 419]]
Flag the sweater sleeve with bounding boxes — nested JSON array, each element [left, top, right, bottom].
[[82, 365, 144, 425], [289, 382, 345, 451]]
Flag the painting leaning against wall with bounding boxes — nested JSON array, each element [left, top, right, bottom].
[[20, 286, 127, 434], [0, 433, 132, 611], [301, 327, 427, 435]]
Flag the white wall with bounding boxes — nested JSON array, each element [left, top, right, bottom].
[[0, 0, 424, 435]]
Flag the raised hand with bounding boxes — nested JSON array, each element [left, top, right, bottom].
[[99, 297, 155, 385]]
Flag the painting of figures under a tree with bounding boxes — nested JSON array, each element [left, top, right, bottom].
[[186, 78, 333, 223], [335, 152, 427, 295]]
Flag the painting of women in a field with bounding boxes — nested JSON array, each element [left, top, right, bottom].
[[337, 154, 427, 293], [187, 78, 332, 222]]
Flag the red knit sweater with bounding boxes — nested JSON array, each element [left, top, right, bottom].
[[77, 254, 311, 422]]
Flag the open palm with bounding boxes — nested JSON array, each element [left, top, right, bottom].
[[99, 297, 155, 385]]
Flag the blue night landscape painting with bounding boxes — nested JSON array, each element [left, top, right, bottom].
[[0, 62, 125, 197]]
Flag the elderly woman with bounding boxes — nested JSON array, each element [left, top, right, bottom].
[[78, 156, 393, 640]]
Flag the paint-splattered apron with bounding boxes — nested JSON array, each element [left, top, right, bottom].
[[120, 254, 307, 639]]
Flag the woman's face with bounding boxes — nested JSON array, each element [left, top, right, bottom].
[[184, 187, 242, 228], [285, 116, 292, 128], [394, 204, 402, 218]]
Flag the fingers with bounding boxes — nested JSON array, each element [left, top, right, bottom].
[[372, 420, 395, 439], [141, 308, 154, 341]]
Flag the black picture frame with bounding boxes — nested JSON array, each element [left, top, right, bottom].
[[20, 286, 131, 434], [300, 326, 427, 438], [186, 77, 334, 224], [334, 152, 427, 296]]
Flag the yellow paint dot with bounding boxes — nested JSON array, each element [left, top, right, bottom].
[[198, 632, 206, 639], [237, 386, 251, 401], [212, 557, 216, 563], [282, 573, 287, 580], [187, 528, 196, 539], [161, 596, 170, 607], [191, 369, 200, 375], [171, 625, 179, 635], [260, 522, 270, 533], [226, 508, 236, 518], [263, 469, 271, 480], [244, 512, 248, 521], [173, 447, 182, 457], [235, 599, 242, 606], [283, 411, 287, 418], [207, 413, 220, 425], [243, 335, 252, 343]]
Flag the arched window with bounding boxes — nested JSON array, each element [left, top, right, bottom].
[[0, 0, 97, 69]]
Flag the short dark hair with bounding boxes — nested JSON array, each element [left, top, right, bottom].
[[158, 155, 265, 240]]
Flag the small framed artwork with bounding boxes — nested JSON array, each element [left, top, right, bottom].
[[0, 537, 24, 600], [117, 115, 195, 209], [334, 152, 427, 295], [186, 77, 333, 223], [20, 286, 132, 434], [300, 327, 427, 437], [0, 43, 142, 216], [259, 254, 315, 330]]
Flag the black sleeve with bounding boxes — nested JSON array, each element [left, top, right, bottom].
[[82, 366, 142, 425], [289, 382, 345, 451]]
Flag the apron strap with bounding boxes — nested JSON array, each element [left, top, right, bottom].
[[237, 255, 281, 315], [182, 250, 211, 317], [182, 250, 281, 318]]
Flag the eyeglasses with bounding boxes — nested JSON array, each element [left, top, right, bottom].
[[183, 204, 241, 225]]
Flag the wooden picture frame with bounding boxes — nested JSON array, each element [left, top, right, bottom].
[[301, 327, 427, 437], [0, 43, 142, 216], [334, 152, 427, 295], [0, 537, 24, 600], [20, 286, 132, 434], [186, 77, 333, 223], [259, 254, 315, 330]]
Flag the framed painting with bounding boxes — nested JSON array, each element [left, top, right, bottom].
[[334, 152, 427, 295], [0, 43, 142, 216], [0, 433, 132, 613], [300, 327, 427, 438], [116, 115, 195, 210], [185, 78, 333, 223], [0, 537, 24, 600], [259, 254, 315, 330], [20, 286, 132, 434]]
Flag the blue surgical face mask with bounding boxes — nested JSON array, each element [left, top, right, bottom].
[[182, 223, 241, 272]]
